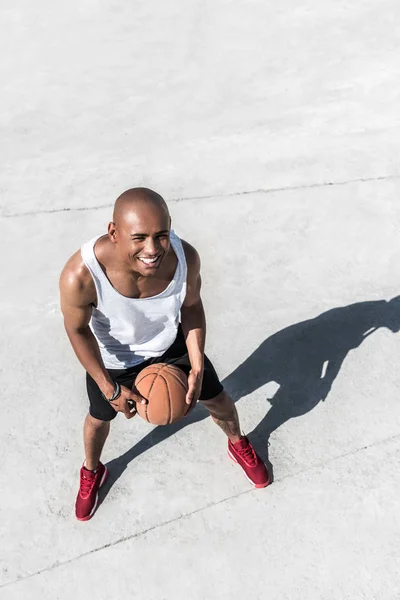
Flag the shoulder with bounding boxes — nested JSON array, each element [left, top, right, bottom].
[[180, 239, 201, 273], [59, 250, 96, 306]]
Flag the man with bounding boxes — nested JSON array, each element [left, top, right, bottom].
[[60, 188, 269, 521]]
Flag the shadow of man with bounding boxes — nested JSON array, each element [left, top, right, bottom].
[[99, 297, 400, 503], [224, 296, 400, 459]]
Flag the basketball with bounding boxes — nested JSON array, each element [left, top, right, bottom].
[[134, 363, 189, 425]]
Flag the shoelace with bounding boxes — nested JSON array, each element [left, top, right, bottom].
[[237, 443, 258, 466], [80, 470, 96, 496]]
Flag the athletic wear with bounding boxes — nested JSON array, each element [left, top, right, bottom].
[[228, 437, 270, 488], [87, 325, 224, 421], [81, 230, 187, 369], [75, 462, 108, 521]]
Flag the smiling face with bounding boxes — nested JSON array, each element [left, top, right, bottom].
[[108, 191, 171, 277]]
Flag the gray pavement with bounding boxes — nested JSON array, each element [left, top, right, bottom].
[[1, 1, 400, 598]]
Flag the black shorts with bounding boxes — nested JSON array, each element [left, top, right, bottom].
[[86, 326, 224, 421]]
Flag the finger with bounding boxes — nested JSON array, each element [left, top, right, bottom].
[[131, 388, 148, 404], [186, 378, 201, 404], [185, 389, 194, 405], [133, 397, 147, 405], [186, 395, 198, 415], [186, 375, 198, 399], [127, 400, 137, 416], [123, 402, 137, 419], [124, 409, 136, 419], [188, 380, 201, 403]]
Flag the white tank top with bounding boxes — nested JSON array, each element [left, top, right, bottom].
[[80, 230, 187, 369]]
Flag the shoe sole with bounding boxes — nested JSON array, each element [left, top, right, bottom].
[[76, 466, 109, 522], [227, 449, 270, 489]]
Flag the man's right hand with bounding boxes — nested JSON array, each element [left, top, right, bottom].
[[106, 384, 147, 419]]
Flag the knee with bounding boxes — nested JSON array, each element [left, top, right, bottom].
[[201, 390, 233, 412], [86, 414, 110, 430]]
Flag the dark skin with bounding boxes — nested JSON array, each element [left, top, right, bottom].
[[60, 189, 241, 469]]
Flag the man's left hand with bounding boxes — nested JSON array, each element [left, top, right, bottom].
[[185, 369, 203, 412]]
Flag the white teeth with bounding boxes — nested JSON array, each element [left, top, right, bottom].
[[139, 257, 158, 264]]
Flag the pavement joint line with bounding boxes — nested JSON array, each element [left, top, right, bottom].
[[1, 174, 399, 219], [2, 429, 400, 590]]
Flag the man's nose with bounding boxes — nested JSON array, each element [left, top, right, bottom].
[[145, 238, 158, 255]]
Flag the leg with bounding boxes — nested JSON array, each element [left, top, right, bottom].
[[200, 390, 242, 444], [77, 373, 120, 521], [84, 413, 110, 470], [201, 389, 270, 489]]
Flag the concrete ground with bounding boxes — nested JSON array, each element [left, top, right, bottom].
[[1, 0, 400, 598]]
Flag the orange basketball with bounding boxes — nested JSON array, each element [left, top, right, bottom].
[[134, 363, 189, 425]]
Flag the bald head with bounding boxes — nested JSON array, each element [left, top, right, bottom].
[[108, 188, 172, 273], [113, 188, 169, 226]]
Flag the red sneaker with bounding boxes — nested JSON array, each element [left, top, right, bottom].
[[228, 437, 270, 489], [75, 462, 108, 521]]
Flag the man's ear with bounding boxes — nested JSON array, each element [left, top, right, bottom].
[[108, 222, 117, 243]]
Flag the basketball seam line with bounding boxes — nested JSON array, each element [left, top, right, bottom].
[[137, 365, 181, 425], [163, 368, 188, 388], [157, 373, 171, 424], [158, 364, 188, 388], [164, 373, 188, 397], [153, 364, 187, 424], [137, 373, 159, 423], [161, 367, 189, 417], [158, 364, 189, 420]]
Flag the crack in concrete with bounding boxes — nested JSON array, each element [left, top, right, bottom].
[[2, 174, 399, 219], [2, 430, 400, 590]]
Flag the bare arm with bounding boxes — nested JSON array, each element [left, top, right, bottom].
[[59, 253, 145, 417], [60, 253, 115, 397], [180, 242, 206, 404]]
